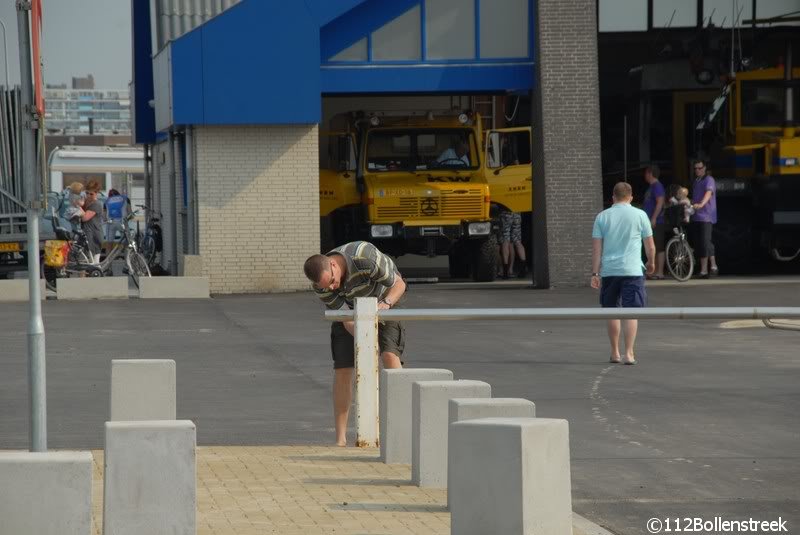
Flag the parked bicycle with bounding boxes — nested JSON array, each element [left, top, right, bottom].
[[664, 205, 694, 282], [43, 210, 151, 290], [136, 204, 163, 271]]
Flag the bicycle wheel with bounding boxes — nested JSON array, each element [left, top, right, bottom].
[[666, 237, 694, 282], [125, 249, 151, 289], [140, 234, 156, 266], [41, 264, 60, 292]]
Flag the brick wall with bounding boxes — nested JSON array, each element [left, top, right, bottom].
[[193, 125, 320, 294], [532, 0, 604, 287]]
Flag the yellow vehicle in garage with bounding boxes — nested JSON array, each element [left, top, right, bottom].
[[319, 111, 531, 281]]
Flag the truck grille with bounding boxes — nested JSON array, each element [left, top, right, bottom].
[[376, 190, 484, 220]]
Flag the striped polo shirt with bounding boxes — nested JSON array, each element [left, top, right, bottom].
[[314, 241, 399, 310]]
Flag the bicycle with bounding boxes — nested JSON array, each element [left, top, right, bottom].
[[42, 223, 103, 292], [101, 211, 151, 288], [664, 205, 695, 282], [136, 204, 163, 271]]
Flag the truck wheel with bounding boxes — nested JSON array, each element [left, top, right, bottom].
[[471, 236, 499, 282], [448, 243, 470, 279], [320, 216, 335, 253]]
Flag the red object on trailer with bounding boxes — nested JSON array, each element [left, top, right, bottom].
[[31, 0, 44, 114]]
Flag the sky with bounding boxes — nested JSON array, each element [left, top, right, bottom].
[[0, 0, 131, 88]]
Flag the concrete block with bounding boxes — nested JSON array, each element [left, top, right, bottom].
[[138, 276, 210, 298], [0, 279, 47, 301], [103, 420, 196, 535], [449, 418, 572, 535], [0, 451, 93, 535], [447, 398, 536, 506], [412, 380, 491, 487], [380, 368, 454, 464], [56, 276, 128, 300], [110, 359, 176, 421]]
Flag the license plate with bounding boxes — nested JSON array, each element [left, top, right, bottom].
[[0, 242, 21, 252]]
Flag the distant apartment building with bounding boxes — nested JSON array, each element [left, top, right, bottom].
[[44, 86, 132, 135], [72, 74, 95, 90]]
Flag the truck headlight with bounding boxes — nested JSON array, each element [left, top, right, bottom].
[[468, 222, 491, 236], [370, 225, 393, 238]]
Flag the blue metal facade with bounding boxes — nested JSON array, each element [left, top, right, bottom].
[[132, 0, 535, 141]]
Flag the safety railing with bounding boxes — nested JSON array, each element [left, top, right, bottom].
[[325, 300, 800, 447]]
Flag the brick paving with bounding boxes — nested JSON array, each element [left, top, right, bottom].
[[88, 445, 597, 534]]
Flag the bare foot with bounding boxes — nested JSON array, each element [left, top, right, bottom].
[[609, 354, 621, 363], [335, 439, 347, 447]]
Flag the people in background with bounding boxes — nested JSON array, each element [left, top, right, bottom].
[[690, 158, 718, 278], [105, 188, 130, 242], [642, 165, 666, 280], [63, 182, 85, 230], [591, 182, 655, 365], [81, 180, 104, 264], [436, 140, 470, 166]]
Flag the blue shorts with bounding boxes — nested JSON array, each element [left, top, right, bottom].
[[600, 276, 647, 308]]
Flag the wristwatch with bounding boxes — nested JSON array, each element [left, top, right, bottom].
[[591, 272, 600, 277]]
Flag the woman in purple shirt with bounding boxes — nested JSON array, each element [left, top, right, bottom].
[[642, 164, 666, 279], [690, 158, 719, 278]]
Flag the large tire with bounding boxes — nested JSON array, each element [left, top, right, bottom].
[[713, 198, 756, 274], [448, 242, 471, 279], [320, 216, 336, 253], [471, 236, 499, 282]]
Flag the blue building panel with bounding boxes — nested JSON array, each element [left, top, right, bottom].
[[137, 0, 536, 133], [171, 29, 205, 126], [131, 0, 156, 144], [321, 63, 533, 94]]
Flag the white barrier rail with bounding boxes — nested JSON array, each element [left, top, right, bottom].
[[325, 300, 800, 447]]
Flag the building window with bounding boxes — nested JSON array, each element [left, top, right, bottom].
[[704, 0, 752, 27], [598, 0, 647, 32], [425, 0, 475, 60], [653, 0, 697, 28], [371, 6, 421, 61], [479, 0, 528, 58], [330, 37, 368, 62]]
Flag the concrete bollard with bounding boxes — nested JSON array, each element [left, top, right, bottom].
[[447, 398, 536, 506], [103, 420, 196, 535], [0, 451, 93, 535], [138, 276, 210, 298], [380, 368, 454, 464], [0, 279, 46, 301], [110, 359, 176, 421], [449, 418, 572, 535], [412, 380, 491, 487], [56, 276, 128, 300]]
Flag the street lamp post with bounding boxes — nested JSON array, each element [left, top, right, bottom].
[[0, 18, 9, 86]]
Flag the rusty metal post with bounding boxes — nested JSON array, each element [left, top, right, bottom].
[[353, 297, 379, 447]]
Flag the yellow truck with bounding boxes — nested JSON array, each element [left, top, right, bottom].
[[689, 52, 800, 269], [319, 111, 531, 281]]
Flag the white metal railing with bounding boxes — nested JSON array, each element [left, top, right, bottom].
[[325, 299, 800, 447]]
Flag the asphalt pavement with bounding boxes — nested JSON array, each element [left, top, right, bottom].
[[1, 277, 798, 535]]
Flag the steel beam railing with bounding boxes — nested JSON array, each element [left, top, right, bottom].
[[325, 300, 800, 447]]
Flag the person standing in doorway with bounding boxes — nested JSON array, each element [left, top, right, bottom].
[[690, 158, 719, 278], [642, 165, 666, 279], [304, 241, 406, 447], [591, 182, 655, 365]]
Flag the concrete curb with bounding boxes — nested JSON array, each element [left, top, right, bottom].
[[572, 512, 617, 535], [56, 277, 129, 300], [0, 279, 46, 301], [138, 276, 210, 298]]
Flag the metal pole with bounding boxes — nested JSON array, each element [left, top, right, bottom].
[[17, 0, 47, 452], [168, 131, 178, 274], [623, 115, 628, 182], [185, 127, 195, 255], [0, 18, 9, 87], [353, 297, 379, 447], [143, 144, 151, 210]]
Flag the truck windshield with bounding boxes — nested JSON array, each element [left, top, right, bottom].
[[365, 129, 478, 172], [740, 81, 799, 127]]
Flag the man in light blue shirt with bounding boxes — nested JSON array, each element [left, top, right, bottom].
[[591, 182, 655, 365]]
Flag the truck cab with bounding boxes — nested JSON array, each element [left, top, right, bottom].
[[320, 110, 532, 281]]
